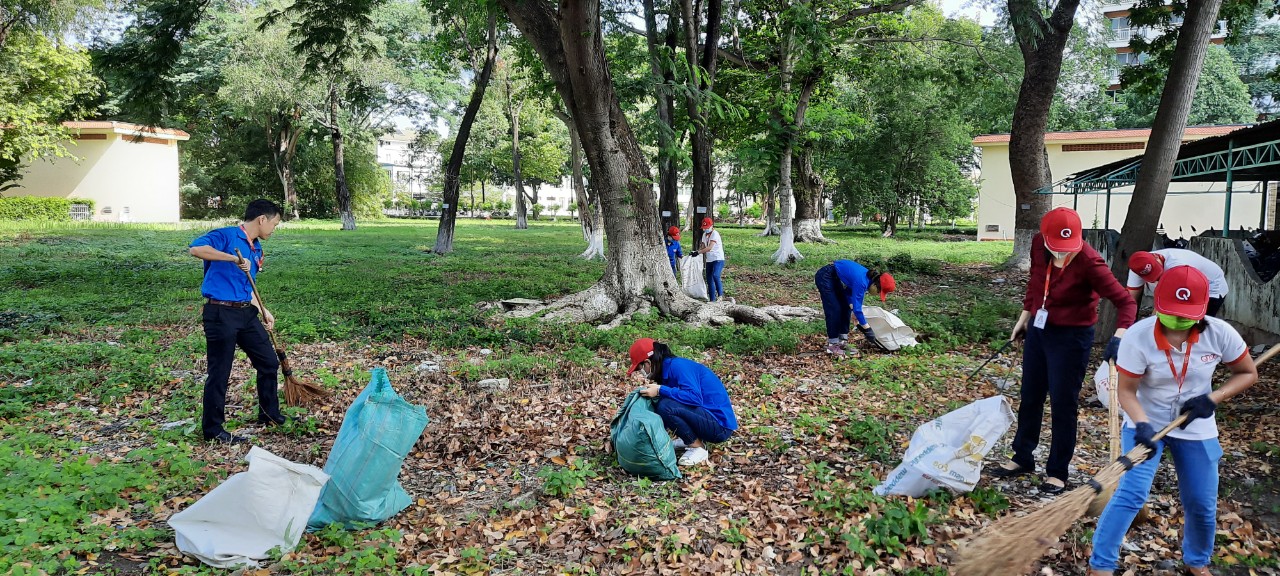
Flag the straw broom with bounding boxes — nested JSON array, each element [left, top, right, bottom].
[[1084, 361, 1122, 518], [954, 341, 1280, 576], [234, 249, 330, 406]]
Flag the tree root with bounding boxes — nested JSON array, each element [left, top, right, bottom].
[[502, 284, 818, 328], [793, 218, 835, 244]]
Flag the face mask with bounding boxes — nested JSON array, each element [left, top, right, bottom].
[[1158, 312, 1197, 331]]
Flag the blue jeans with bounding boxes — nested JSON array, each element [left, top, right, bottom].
[[705, 259, 725, 301], [814, 264, 850, 340], [654, 398, 732, 444], [1090, 427, 1222, 570], [1010, 324, 1093, 481]]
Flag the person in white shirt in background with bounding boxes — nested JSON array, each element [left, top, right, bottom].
[[697, 218, 726, 302], [1089, 266, 1258, 576], [1127, 249, 1228, 317]]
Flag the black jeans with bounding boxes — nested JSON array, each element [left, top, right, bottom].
[[202, 304, 282, 439], [654, 398, 733, 445], [1207, 296, 1225, 318], [1011, 324, 1094, 482]]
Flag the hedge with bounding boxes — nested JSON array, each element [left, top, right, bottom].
[[0, 196, 95, 221]]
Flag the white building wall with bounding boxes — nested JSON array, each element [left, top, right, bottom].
[[17, 130, 183, 223]]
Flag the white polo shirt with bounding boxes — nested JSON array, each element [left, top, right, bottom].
[[1126, 249, 1228, 298], [1116, 316, 1248, 440], [701, 229, 725, 262]]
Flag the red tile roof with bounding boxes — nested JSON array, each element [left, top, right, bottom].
[[973, 125, 1245, 145], [62, 121, 191, 140]]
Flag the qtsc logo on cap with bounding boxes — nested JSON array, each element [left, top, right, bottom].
[[1060, 228, 1073, 238], [1175, 287, 1192, 301], [1140, 264, 1153, 275]]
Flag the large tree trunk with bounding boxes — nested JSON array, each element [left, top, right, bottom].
[[680, 0, 723, 249], [505, 70, 528, 230], [773, 54, 816, 264], [643, 0, 680, 231], [1004, 0, 1082, 269], [328, 83, 355, 231], [434, 12, 498, 255], [497, 0, 817, 327], [793, 137, 833, 243]]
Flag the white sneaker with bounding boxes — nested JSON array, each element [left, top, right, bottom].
[[678, 446, 709, 466], [670, 438, 687, 451]]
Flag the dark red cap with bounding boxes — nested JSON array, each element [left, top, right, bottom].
[[1128, 251, 1164, 280], [1154, 266, 1210, 320], [1040, 207, 1083, 253]]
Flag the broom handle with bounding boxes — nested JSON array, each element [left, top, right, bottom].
[[1108, 361, 1120, 460], [968, 340, 1013, 381], [233, 248, 281, 351], [1127, 341, 1279, 459]]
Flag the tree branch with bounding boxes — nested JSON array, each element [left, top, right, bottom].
[[831, 0, 925, 28]]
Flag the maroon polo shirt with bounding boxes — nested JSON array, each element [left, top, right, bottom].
[[1022, 233, 1136, 329]]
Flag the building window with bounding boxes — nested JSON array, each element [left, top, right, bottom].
[[1063, 142, 1146, 152]]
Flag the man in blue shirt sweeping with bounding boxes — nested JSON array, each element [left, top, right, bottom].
[[188, 199, 288, 444]]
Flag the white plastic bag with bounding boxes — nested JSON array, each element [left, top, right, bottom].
[[680, 255, 708, 300], [862, 306, 919, 351], [1094, 362, 1112, 408], [169, 447, 329, 568], [874, 396, 1015, 497]]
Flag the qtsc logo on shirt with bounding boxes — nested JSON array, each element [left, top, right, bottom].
[[1175, 287, 1192, 301]]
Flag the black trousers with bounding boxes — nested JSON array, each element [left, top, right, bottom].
[[1011, 324, 1094, 482], [202, 304, 282, 439], [1207, 296, 1225, 318]]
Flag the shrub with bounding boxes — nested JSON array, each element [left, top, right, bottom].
[[0, 196, 90, 221]]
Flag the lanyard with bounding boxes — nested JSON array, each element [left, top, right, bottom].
[[1164, 341, 1193, 393], [1041, 252, 1076, 309]]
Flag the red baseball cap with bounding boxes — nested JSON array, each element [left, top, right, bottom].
[[700, 217, 713, 230], [878, 273, 896, 302], [1154, 266, 1210, 320], [627, 338, 656, 375], [1128, 251, 1164, 281], [1040, 207, 1083, 253], [667, 226, 681, 241]]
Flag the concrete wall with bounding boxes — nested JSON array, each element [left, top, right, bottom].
[[976, 143, 1266, 241], [1192, 236, 1280, 337], [17, 133, 182, 222]]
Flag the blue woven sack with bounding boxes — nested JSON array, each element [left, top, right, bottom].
[[308, 368, 428, 529]]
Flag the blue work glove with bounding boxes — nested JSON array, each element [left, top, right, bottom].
[[1178, 393, 1217, 428], [1103, 336, 1122, 363], [860, 325, 888, 351], [1132, 422, 1158, 453]]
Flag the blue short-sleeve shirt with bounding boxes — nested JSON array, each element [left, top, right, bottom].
[[190, 226, 263, 302]]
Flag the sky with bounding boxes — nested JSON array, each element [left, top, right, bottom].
[[937, 0, 1000, 26]]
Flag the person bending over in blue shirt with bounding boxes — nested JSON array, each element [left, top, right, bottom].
[[188, 199, 289, 444], [626, 338, 738, 466], [813, 259, 896, 356]]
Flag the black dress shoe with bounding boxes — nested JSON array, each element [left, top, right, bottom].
[[206, 431, 248, 445], [1039, 478, 1068, 495], [989, 462, 1033, 478], [257, 414, 291, 427]]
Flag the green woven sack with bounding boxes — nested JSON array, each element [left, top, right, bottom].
[[609, 390, 681, 480]]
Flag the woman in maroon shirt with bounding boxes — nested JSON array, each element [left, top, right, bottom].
[[991, 207, 1137, 494]]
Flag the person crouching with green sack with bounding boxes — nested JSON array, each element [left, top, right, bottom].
[[627, 338, 738, 466], [1088, 266, 1258, 576]]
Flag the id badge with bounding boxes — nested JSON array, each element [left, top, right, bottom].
[[1033, 308, 1048, 329]]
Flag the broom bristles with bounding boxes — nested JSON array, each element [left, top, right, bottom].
[[277, 352, 330, 406], [953, 447, 1147, 576]]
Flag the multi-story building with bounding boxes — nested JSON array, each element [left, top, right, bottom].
[[376, 131, 438, 201], [1103, 2, 1228, 91]]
